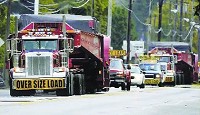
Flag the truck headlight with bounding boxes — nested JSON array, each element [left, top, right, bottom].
[[14, 67, 25, 73], [156, 74, 161, 78], [54, 67, 66, 73]]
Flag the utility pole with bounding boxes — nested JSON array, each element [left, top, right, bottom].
[[92, 0, 94, 17], [190, 0, 194, 52], [146, 0, 152, 53], [179, 0, 183, 42], [173, 0, 178, 41], [107, 0, 112, 47], [3, 0, 11, 84], [198, 27, 200, 68], [158, 0, 163, 41], [126, 0, 132, 64], [34, 0, 39, 15]]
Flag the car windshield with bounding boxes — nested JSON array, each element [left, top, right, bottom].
[[24, 40, 57, 50], [110, 59, 124, 70], [160, 64, 167, 71], [158, 56, 170, 63], [139, 63, 160, 71], [130, 66, 141, 73]]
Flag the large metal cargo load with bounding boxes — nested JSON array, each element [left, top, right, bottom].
[[6, 14, 110, 96], [18, 14, 99, 33], [148, 42, 198, 85]]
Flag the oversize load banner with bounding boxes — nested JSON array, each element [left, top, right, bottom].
[[13, 78, 65, 90]]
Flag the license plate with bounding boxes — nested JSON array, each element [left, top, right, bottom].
[[13, 78, 65, 90], [164, 77, 173, 82], [144, 79, 160, 84]]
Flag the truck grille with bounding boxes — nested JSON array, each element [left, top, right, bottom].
[[27, 56, 51, 76], [145, 74, 154, 78]]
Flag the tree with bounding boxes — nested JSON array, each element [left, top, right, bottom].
[[148, 0, 199, 53], [0, 5, 7, 68]]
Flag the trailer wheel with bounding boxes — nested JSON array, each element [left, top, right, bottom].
[[121, 82, 126, 90]]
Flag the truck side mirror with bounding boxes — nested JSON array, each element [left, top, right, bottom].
[[173, 55, 177, 63]]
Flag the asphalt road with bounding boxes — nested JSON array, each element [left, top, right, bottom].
[[0, 86, 200, 115]]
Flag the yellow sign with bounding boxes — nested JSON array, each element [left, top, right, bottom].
[[164, 77, 173, 82], [198, 62, 200, 67], [110, 50, 126, 56], [13, 78, 65, 90], [139, 55, 160, 60], [144, 79, 160, 84]]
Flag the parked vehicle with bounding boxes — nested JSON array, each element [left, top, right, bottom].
[[124, 64, 145, 88], [139, 60, 164, 87], [6, 14, 110, 96], [109, 58, 131, 91], [0, 77, 6, 88]]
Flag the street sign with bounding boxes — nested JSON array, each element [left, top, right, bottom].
[[110, 50, 126, 57], [0, 38, 5, 47]]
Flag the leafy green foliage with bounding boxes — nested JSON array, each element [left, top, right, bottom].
[[0, 5, 7, 68], [148, 0, 199, 53]]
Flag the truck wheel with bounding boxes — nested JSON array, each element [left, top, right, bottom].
[[158, 82, 163, 87], [126, 82, 131, 91], [9, 78, 21, 96], [121, 82, 126, 90], [56, 73, 74, 96], [81, 74, 86, 95], [74, 74, 83, 95]]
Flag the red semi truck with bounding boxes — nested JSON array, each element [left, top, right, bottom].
[[149, 42, 198, 85], [6, 14, 110, 96]]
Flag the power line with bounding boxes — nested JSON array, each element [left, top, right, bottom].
[[23, 0, 90, 14], [72, 0, 90, 9]]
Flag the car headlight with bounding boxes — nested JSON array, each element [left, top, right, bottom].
[[156, 74, 161, 78], [116, 71, 123, 77]]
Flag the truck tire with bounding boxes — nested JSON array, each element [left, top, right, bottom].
[[81, 74, 86, 95], [56, 73, 74, 96], [121, 82, 126, 90], [74, 74, 84, 95], [158, 82, 163, 87], [10, 78, 19, 97]]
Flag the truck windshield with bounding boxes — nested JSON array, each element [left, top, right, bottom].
[[24, 40, 57, 50], [110, 59, 124, 70], [158, 56, 170, 63], [139, 63, 160, 71]]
